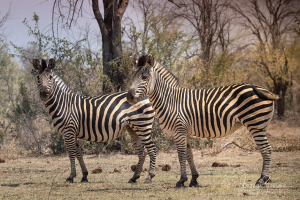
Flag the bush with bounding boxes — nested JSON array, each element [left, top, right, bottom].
[[48, 131, 65, 155]]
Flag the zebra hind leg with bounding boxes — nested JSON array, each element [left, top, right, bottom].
[[127, 128, 146, 183], [187, 136, 199, 187], [75, 139, 89, 182], [64, 132, 77, 183], [174, 133, 188, 187], [252, 129, 272, 187], [142, 139, 156, 184]]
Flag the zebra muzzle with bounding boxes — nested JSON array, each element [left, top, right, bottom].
[[40, 91, 48, 100], [127, 89, 139, 105]]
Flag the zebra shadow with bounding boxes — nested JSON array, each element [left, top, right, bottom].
[[87, 187, 145, 192]]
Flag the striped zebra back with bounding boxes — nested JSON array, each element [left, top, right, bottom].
[[45, 72, 155, 143]]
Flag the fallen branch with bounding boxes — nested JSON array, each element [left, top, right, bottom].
[[220, 141, 251, 152]]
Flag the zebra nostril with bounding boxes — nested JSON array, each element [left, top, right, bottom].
[[127, 92, 133, 101], [128, 88, 135, 96], [40, 91, 48, 100]]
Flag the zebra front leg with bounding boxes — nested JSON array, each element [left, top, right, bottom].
[[251, 129, 272, 187], [75, 139, 89, 183], [64, 132, 77, 183], [174, 133, 188, 187], [140, 135, 156, 184], [127, 128, 146, 183], [187, 136, 199, 187]]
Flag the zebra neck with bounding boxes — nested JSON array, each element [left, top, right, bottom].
[[43, 79, 77, 118], [153, 61, 180, 87], [148, 70, 181, 112]]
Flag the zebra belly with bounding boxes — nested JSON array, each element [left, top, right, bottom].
[[185, 117, 243, 138]]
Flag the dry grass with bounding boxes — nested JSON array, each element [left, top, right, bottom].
[[0, 149, 299, 200], [0, 119, 299, 200]]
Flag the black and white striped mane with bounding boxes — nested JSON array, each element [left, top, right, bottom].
[[51, 73, 72, 94]]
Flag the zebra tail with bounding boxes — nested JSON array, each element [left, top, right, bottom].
[[252, 86, 280, 101]]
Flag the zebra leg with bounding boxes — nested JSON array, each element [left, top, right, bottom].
[[252, 130, 272, 187], [186, 136, 199, 187], [141, 135, 156, 184], [127, 128, 147, 183], [174, 133, 188, 187], [75, 139, 88, 183], [64, 132, 77, 183]]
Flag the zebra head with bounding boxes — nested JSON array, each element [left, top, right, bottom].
[[32, 58, 56, 101], [127, 54, 156, 105]]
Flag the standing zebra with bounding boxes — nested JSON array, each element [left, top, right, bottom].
[[127, 54, 279, 187], [32, 58, 157, 183]]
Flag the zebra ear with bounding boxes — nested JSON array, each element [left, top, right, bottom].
[[48, 58, 55, 70], [41, 59, 47, 70], [31, 69, 38, 75], [33, 59, 41, 70], [146, 54, 154, 68], [130, 56, 139, 69]]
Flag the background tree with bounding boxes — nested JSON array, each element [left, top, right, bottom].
[[53, 0, 129, 92], [230, 0, 300, 117], [168, 0, 233, 74], [0, 4, 14, 146]]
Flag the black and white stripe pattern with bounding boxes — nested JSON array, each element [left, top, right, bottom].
[[33, 58, 157, 183], [127, 54, 279, 187]]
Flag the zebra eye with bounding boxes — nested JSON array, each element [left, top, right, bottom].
[[142, 75, 147, 80]]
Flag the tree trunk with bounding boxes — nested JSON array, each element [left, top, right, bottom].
[[274, 78, 289, 118], [92, 0, 129, 93]]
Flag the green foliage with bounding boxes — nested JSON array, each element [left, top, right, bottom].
[[124, 5, 190, 71], [186, 49, 235, 89], [11, 13, 86, 63], [0, 119, 12, 145], [81, 140, 123, 155], [150, 118, 170, 151], [211, 50, 235, 85], [0, 42, 20, 146], [0, 43, 19, 107], [13, 82, 36, 117], [145, 8, 190, 69], [48, 131, 65, 155]]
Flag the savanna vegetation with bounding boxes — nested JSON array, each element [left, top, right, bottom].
[[0, 1, 300, 197]]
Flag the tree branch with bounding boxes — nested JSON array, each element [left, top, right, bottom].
[[167, 0, 181, 8], [92, 0, 108, 37]]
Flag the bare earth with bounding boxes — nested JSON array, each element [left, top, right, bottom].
[[0, 119, 300, 200], [0, 149, 299, 200]]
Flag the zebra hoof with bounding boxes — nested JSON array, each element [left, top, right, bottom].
[[65, 178, 74, 183], [175, 182, 185, 188], [175, 180, 187, 188], [128, 178, 137, 183], [255, 175, 270, 187], [189, 181, 198, 187], [81, 177, 88, 183], [175, 177, 187, 188]]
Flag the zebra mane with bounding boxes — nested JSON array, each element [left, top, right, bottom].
[[153, 62, 180, 87], [52, 72, 72, 94]]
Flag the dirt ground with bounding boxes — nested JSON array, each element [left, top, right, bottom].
[[0, 149, 299, 200], [0, 119, 300, 200]]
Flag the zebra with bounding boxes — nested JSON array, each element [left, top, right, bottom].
[[32, 58, 157, 183], [127, 54, 279, 187]]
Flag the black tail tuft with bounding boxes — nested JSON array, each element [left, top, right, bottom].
[[252, 86, 279, 101]]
